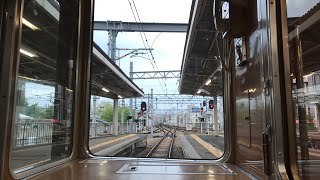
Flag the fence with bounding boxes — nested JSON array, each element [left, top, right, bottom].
[[13, 121, 140, 148], [14, 122, 54, 147], [89, 122, 138, 138], [166, 122, 224, 134]]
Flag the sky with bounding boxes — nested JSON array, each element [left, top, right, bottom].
[[93, 0, 192, 98], [287, 0, 320, 17], [92, 0, 320, 111]]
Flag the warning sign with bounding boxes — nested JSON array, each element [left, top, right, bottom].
[[186, 123, 192, 131]]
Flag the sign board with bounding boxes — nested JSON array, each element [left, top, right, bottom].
[[186, 123, 192, 131], [191, 107, 200, 113]]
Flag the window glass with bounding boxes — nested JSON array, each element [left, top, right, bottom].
[[10, 0, 79, 174], [88, 0, 224, 160], [287, 0, 320, 177]]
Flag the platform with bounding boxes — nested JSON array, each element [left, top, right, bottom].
[[89, 134, 148, 156], [178, 132, 224, 159]]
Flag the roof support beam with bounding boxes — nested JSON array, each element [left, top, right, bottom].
[[130, 70, 180, 79], [288, 8, 320, 41]]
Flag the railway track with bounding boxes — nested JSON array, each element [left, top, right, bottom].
[[146, 127, 176, 158]]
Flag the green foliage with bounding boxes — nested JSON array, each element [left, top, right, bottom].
[[97, 102, 130, 122], [19, 98, 54, 120], [97, 103, 114, 122]]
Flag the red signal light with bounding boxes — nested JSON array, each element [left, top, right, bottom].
[[141, 102, 147, 111], [209, 100, 214, 109]]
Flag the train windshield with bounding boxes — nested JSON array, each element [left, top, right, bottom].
[[88, 0, 225, 160], [8, 0, 226, 176]]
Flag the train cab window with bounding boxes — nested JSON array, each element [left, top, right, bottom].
[[287, 0, 320, 177], [9, 0, 79, 176], [88, 0, 225, 160]]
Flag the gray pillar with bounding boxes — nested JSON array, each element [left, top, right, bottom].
[[121, 99, 125, 134], [134, 98, 137, 119], [92, 96, 97, 123], [214, 96, 219, 136], [113, 99, 119, 135], [295, 31, 309, 159]]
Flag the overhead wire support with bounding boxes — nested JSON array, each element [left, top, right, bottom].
[[130, 70, 180, 80]]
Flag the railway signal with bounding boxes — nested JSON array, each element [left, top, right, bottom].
[[200, 107, 204, 115], [209, 100, 214, 109], [141, 101, 147, 111]]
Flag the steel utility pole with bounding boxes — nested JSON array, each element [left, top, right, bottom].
[[151, 88, 154, 135], [129, 62, 133, 132], [147, 93, 150, 127], [108, 30, 118, 61], [177, 103, 179, 127]]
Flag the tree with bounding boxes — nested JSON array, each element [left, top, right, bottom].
[[97, 103, 113, 122], [97, 102, 131, 122], [22, 102, 54, 120]]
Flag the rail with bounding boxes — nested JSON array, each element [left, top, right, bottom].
[[146, 127, 174, 158], [168, 128, 176, 158]]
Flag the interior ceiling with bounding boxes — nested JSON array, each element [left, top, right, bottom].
[[179, 0, 223, 96], [20, 1, 143, 99]]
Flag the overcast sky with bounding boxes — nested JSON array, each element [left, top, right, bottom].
[[93, 0, 320, 109], [92, 0, 320, 97], [287, 0, 320, 17], [93, 0, 192, 98]]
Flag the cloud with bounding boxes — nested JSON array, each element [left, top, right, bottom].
[[94, 0, 192, 23], [93, 0, 192, 95]]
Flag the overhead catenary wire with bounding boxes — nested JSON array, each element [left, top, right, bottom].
[[131, 0, 169, 94], [127, 0, 169, 94]]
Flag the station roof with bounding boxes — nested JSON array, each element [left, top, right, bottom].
[[91, 43, 144, 99], [179, 0, 223, 96], [288, 2, 320, 75], [181, 1, 320, 97], [20, 0, 144, 99]]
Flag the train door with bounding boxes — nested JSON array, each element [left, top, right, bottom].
[[227, 0, 297, 178], [0, 0, 4, 177]]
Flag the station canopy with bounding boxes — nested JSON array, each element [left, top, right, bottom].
[[179, 0, 223, 96], [19, 0, 144, 99], [288, 2, 320, 74]]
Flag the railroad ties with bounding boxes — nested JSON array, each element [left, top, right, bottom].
[[146, 127, 176, 158]]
